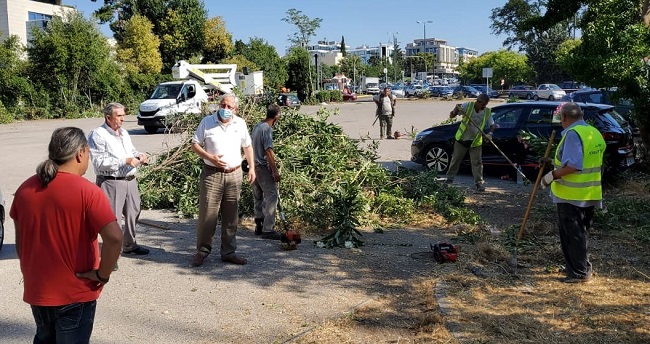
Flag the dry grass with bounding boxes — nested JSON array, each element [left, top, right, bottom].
[[288, 176, 650, 344]]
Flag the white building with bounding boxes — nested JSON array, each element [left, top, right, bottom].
[[405, 38, 478, 78], [0, 0, 73, 47], [288, 40, 395, 66]]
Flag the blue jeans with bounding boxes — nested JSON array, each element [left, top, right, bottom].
[[31, 300, 96, 344]]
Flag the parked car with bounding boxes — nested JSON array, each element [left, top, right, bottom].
[[411, 101, 635, 176], [430, 86, 454, 98], [561, 88, 634, 118], [451, 85, 481, 98], [534, 83, 566, 101], [390, 85, 405, 98], [508, 85, 537, 100], [342, 89, 357, 101], [470, 84, 500, 98], [405, 84, 428, 97], [277, 93, 301, 110], [560, 80, 589, 93]]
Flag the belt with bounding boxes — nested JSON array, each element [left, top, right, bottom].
[[204, 164, 241, 173], [100, 175, 136, 181]]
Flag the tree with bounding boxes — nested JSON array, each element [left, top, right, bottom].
[[220, 55, 258, 73], [202, 16, 232, 63], [340, 35, 347, 56], [284, 47, 313, 101], [281, 8, 322, 47], [116, 14, 162, 74], [234, 38, 288, 90], [96, 0, 207, 71], [27, 11, 121, 116], [458, 50, 533, 87], [490, 0, 571, 83], [338, 55, 364, 86], [493, 0, 650, 160], [0, 34, 34, 112]]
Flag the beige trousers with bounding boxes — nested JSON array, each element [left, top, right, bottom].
[[196, 165, 243, 259]]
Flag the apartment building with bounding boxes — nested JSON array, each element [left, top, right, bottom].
[[0, 0, 73, 46]]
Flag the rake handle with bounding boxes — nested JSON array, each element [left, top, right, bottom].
[[516, 130, 556, 241]]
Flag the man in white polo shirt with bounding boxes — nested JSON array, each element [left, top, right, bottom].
[[190, 94, 256, 266]]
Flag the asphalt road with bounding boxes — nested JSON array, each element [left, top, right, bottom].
[[0, 98, 503, 343]]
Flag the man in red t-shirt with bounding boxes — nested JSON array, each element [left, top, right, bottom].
[[10, 127, 122, 344]]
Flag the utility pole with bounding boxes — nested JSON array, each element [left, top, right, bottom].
[[416, 20, 432, 81]]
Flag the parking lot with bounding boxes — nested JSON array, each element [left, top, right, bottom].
[[0, 98, 506, 343]]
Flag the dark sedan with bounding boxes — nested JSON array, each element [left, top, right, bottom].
[[411, 101, 635, 176], [277, 93, 301, 110], [470, 85, 500, 98], [430, 86, 454, 97], [452, 85, 481, 98]]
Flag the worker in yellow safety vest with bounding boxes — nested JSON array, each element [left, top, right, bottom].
[[447, 93, 494, 192], [541, 102, 605, 284]]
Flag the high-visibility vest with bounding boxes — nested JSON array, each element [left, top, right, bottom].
[[454, 102, 491, 148], [551, 124, 605, 201]]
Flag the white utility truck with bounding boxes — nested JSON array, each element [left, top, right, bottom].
[[360, 76, 380, 94], [137, 61, 263, 134]]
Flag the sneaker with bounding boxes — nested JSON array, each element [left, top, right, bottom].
[[387, 136, 395, 139], [476, 183, 486, 192], [261, 231, 281, 240]]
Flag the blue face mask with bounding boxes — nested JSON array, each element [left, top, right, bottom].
[[217, 108, 233, 120]]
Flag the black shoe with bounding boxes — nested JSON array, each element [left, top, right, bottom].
[[254, 218, 264, 236], [123, 246, 150, 255], [113, 263, 119, 271], [261, 231, 281, 240], [475, 183, 486, 192]]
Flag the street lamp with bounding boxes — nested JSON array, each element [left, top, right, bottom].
[[416, 20, 432, 81]]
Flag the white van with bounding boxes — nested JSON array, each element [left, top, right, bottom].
[[137, 80, 209, 134]]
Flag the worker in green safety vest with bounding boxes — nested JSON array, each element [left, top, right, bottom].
[[541, 102, 605, 284]]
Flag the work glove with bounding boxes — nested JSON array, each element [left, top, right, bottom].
[[541, 171, 555, 189], [484, 132, 493, 141]]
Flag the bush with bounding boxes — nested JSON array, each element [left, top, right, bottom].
[[0, 101, 13, 124]]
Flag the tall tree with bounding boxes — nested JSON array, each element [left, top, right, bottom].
[[490, 0, 571, 83], [236, 37, 287, 90], [284, 47, 313, 101], [281, 8, 322, 47], [96, 0, 207, 70], [27, 11, 121, 116], [340, 35, 347, 56], [0, 35, 34, 112], [116, 14, 162, 74], [202, 16, 232, 63]]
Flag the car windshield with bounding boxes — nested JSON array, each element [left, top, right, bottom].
[[150, 84, 181, 100], [585, 109, 622, 129], [548, 84, 562, 90]]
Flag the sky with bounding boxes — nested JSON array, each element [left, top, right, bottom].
[[63, 0, 509, 56]]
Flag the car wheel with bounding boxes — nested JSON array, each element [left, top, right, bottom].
[[548, 95, 555, 100], [144, 126, 159, 134], [533, 94, 539, 101], [0, 219, 3, 252], [526, 94, 533, 100], [424, 144, 452, 174]]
